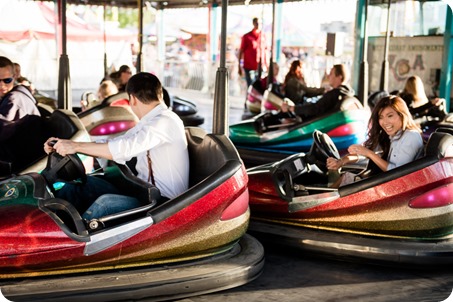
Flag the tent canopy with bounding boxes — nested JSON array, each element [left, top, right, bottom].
[[0, 1, 133, 42]]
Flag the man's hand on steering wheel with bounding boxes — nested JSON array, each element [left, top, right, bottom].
[[44, 137, 77, 157]]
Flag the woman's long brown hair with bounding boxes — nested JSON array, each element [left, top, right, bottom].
[[283, 60, 304, 86]]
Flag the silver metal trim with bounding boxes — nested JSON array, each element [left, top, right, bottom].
[[84, 216, 154, 256], [289, 190, 340, 212]]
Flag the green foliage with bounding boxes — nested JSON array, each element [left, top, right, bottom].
[[105, 7, 155, 29]]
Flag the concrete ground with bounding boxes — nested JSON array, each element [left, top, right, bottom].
[[167, 88, 453, 302]]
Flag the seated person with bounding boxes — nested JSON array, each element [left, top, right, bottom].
[[326, 95, 424, 187], [281, 64, 354, 120], [44, 72, 189, 219], [0, 56, 40, 122], [109, 65, 132, 92], [255, 62, 282, 94], [282, 59, 325, 104], [397, 75, 446, 119], [0, 56, 42, 169], [97, 80, 119, 101]]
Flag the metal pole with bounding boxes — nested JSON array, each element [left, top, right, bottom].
[[357, 0, 369, 107], [440, 4, 453, 111], [57, 0, 72, 110], [136, 0, 144, 72], [267, 0, 276, 87], [212, 0, 229, 135], [379, 0, 391, 92], [103, 3, 108, 78]]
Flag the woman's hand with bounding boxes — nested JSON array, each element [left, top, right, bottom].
[[281, 101, 294, 113], [348, 144, 370, 157], [431, 97, 445, 107], [327, 157, 343, 170]]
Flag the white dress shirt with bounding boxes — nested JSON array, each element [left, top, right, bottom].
[[108, 103, 189, 199]]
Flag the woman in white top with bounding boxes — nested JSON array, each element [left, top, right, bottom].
[[327, 95, 424, 187]]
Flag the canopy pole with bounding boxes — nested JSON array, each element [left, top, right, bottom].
[[212, 0, 229, 135], [103, 3, 108, 77], [136, 0, 144, 72], [57, 0, 72, 110], [356, 0, 369, 106], [267, 0, 276, 87], [379, 0, 391, 92]]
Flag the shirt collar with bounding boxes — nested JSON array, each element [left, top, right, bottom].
[[142, 102, 167, 121], [389, 129, 403, 142]]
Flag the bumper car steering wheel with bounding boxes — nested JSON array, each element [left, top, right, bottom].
[[41, 145, 87, 191], [306, 130, 340, 171]]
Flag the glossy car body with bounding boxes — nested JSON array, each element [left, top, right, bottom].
[[246, 129, 453, 265], [0, 127, 264, 301], [230, 96, 369, 166]]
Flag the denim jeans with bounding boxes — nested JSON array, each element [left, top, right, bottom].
[[55, 176, 120, 213], [244, 68, 258, 88], [82, 194, 141, 220]]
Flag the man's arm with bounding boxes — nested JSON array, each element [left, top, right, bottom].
[[294, 89, 339, 119], [45, 137, 113, 160], [238, 48, 243, 76]]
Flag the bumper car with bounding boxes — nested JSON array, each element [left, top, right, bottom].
[[230, 95, 369, 167], [0, 104, 92, 178], [0, 127, 264, 301], [78, 89, 204, 141], [246, 82, 285, 115], [246, 129, 453, 265]]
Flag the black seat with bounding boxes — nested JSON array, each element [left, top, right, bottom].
[[149, 127, 243, 224], [99, 164, 161, 205], [45, 110, 79, 139], [185, 127, 241, 187], [0, 114, 46, 175]]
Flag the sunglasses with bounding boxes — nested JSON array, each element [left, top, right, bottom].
[[0, 78, 13, 84]]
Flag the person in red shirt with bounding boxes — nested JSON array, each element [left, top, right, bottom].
[[238, 17, 267, 102]]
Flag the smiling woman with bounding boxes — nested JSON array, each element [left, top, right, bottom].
[[327, 95, 424, 187]]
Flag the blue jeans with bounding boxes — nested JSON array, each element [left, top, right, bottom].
[[55, 176, 120, 213], [244, 68, 258, 89], [82, 194, 141, 220]]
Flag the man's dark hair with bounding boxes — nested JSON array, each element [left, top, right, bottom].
[[126, 72, 163, 104], [0, 56, 14, 70], [332, 64, 348, 83]]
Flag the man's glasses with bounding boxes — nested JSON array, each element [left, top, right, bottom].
[[0, 78, 13, 84]]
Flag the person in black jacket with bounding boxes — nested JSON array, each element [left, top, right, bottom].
[[397, 75, 446, 119], [281, 64, 354, 120]]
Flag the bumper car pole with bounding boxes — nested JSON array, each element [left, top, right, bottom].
[[57, 0, 72, 110], [213, 0, 229, 135]]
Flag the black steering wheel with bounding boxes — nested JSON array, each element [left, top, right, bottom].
[[306, 130, 340, 171], [41, 149, 87, 190]]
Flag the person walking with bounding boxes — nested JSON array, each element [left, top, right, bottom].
[[238, 17, 267, 105]]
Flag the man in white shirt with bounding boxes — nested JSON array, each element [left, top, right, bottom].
[[45, 72, 189, 219]]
